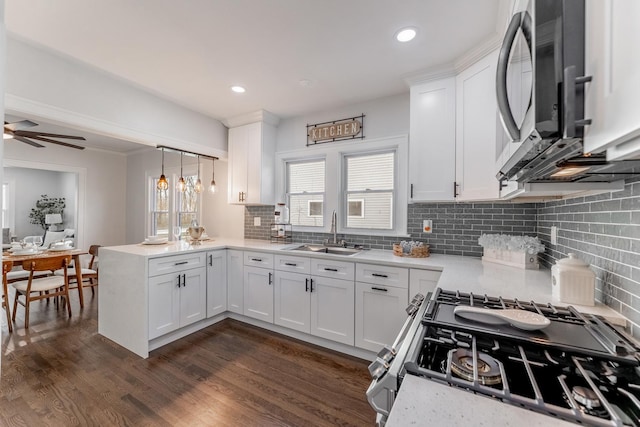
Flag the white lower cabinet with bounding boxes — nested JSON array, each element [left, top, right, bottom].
[[244, 263, 274, 323], [274, 270, 311, 333], [310, 275, 354, 345], [148, 264, 207, 340], [409, 269, 442, 299], [355, 263, 409, 352], [274, 255, 355, 345], [227, 249, 244, 314], [206, 250, 227, 318]]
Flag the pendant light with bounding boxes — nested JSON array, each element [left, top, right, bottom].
[[157, 148, 169, 191], [194, 155, 203, 193], [209, 158, 217, 193], [177, 151, 186, 192]]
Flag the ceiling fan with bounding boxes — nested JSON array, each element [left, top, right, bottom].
[[3, 119, 86, 150]]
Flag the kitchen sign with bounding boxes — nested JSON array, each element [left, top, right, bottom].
[[306, 114, 365, 146]]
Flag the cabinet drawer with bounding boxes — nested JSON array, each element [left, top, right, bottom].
[[149, 253, 206, 277], [274, 254, 311, 274], [244, 251, 274, 268], [311, 258, 355, 280], [356, 263, 408, 289]]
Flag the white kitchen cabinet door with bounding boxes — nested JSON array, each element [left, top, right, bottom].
[[243, 265, 274, 323], [355, 282, 408, 352], [455, 50, 501, 201], [179, 268, 207, 327], [310, 276, 354, 346], [409, 77, 456, 201], [207, 250, 227, 318], [584, 0, 640, 160], [227, 249, 244, 314], [274, 271, 310, 333], [227, 121, 276, 205], [409, 269, 441, 299], [148, 273, 181, 340]]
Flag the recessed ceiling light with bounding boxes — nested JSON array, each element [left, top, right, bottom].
[[231, 86, 246, 93], [395, 27, 417, 43]]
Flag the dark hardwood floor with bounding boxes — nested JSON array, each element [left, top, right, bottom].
[[1, 290, 375, 426]]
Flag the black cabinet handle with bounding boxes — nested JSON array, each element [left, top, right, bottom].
[[305, 278, 309, 292], [182, 274, 186, 287], [251, 258, 263, 262], [268, 272, 273, 285], [209, 255, 213, 266], [372, 286, 388, 292], [310, 279, 314, 293], [324, 268, 338, 272], [410, 183, 414, 199], [372, 273, 388, 278], [176, 275, 181, 288], [285, 262, 297, 267], [174, 261, 188, 266]]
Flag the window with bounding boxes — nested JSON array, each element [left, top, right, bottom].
[[347, 199, 364, 218], [149, 173, 200, 239], [344, 151, 394, 230], [287, 160, 325, 227]]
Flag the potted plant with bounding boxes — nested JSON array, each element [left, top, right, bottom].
[[29, 194, 66, 231]]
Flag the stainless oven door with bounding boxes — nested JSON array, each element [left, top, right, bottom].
[[496, 0, 534, 143]]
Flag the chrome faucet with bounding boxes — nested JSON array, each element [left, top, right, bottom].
[[330, 210, 337, 245]]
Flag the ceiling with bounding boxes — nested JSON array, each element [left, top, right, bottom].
[[5, 0, 503, 127]]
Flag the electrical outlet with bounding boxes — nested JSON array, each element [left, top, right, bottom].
[[423, 220, 433, 233], [550, 226, 557, 245], [254, 217, 261, 227]]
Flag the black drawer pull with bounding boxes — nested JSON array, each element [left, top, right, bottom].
[[310, 279, 314, 293], [324, 268, 338, 272], [174, 261, 188, 266], [372, 286, 388, 292], [268, 272, 273, 285], [305, 278, 309, 292], [372, 273, 388, 278], [285, 262, 297, 266], [251, 258, 263, 262]]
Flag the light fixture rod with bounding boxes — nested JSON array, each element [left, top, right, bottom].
[[156, 145, 218, 161]]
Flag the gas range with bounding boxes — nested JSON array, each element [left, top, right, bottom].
[[367, 288, 640, 426]]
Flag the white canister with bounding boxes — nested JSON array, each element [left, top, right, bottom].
[[551, 253, 596, 306]]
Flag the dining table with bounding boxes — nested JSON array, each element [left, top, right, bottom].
[[2, 248, 90, 308]]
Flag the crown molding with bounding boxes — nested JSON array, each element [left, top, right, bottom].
[[453, 33, 502, 73], [403, 64, 457, 86], [222, 109, 280, 128]]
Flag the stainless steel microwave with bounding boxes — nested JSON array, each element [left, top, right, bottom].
[[496, 0, 597, 183]]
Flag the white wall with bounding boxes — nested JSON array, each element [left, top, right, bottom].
[[3, 167, 76, 237], [5, 36, 228, 158], [276, 92, 409, 152], [125, 148, 243, 243], [4, 142, 127, 249]]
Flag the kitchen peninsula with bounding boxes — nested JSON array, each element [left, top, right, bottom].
[[98, 239, 625, 359]]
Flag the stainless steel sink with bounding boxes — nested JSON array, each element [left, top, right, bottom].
[[289, 244, 363, 256]]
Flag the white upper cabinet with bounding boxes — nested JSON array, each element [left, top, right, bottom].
[[584, 0, 640, 160], [455, 50, 501, 201], [409, 77, 457, 201], [227, 111, 278, 205]]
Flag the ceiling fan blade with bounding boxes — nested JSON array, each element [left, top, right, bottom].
[[5, 120, 38, 132], [16, 130, 86, 140], [27, 135, 86, 150], [12, 135, 45, 148]]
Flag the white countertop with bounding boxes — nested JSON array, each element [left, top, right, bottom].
[[102, 238, 624, 325], [386, 375, 573, 427]]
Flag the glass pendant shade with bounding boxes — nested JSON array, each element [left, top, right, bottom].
[[157, 148, 169, 190], [194, 155, 203, 193], [177, 152, 185, 192], [209, 158, 217, 193]]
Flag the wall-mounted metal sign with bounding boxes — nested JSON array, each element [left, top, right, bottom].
[[306, 114, 365, 146]]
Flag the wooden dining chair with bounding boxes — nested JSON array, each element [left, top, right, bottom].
[[12, 255, 72, 329], [54, 245, 100, 296], [2, 260, 13, 333]]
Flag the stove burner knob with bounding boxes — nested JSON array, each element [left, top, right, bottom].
[[572, 386, 601, 409]]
